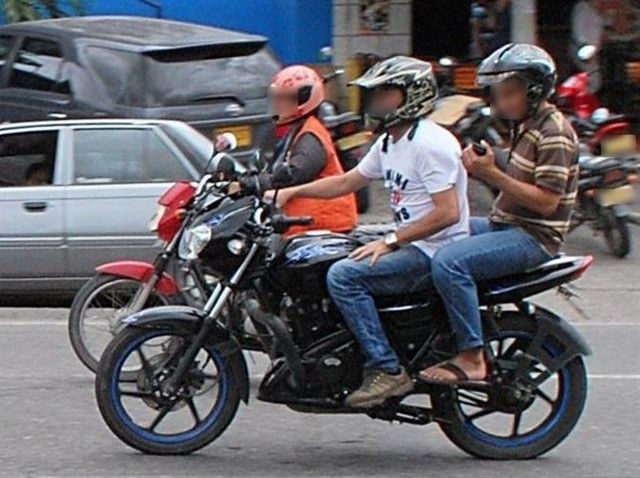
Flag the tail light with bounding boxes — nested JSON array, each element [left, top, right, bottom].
[[570, 255, 594, 281], [151, 181, 195, 242]]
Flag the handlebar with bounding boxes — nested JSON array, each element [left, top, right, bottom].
[[271, 214, 314, 234]]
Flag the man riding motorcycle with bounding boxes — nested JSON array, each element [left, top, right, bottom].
[[220, 65, 357, 236], [420, 43, 580, 385], [276, 56, 470, 407]]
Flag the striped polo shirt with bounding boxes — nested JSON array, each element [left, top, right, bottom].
[[491, 105, 579, 255]]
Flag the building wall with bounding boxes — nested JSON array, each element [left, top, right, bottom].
[[332, 0, 412, 67]]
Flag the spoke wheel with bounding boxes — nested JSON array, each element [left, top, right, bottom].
[[433, 313, 587, 459], [68, 274, 180, 374]]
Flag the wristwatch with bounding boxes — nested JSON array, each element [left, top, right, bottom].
[[384, 232, 400, 251]]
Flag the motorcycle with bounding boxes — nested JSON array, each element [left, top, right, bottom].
[[556, 44, 634, 155], [95, 156, 594, 459], [572, 152, 639, 257], [68, 137, 240, 374]]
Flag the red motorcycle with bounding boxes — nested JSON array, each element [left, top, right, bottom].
[[68, 149, 234, 374]]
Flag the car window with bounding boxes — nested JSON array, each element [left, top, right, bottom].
[[0, 131, 58, 187], [0, 35, 13, 77], [72, 128, 191, 184], [8, 37, 70, 94]]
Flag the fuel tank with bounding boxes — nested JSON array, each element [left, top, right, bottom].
[[275, 231, 362, 299]]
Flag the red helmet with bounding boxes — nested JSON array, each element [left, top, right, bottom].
[[270, 65, 325, 125]]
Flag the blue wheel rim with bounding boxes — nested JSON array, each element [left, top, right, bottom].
[[110, 330, 229, 444]]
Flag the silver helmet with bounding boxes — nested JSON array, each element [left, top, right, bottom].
[[350, 55, 438, 130]]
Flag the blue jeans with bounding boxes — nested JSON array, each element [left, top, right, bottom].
[[431, 217, 553, 351], [326, 245, 432, 373]]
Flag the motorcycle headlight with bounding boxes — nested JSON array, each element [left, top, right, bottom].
[[178, 224, 212, 260]]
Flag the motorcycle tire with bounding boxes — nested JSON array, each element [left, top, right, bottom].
[[602, 208, 631, 258], [432, 313, 588, 460], [95, 326, 241, 455], [68, 273, 183, 375]]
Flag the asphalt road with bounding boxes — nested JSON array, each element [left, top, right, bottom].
[[1, 182, 639, 477]]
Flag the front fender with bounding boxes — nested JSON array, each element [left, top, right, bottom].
[[97, 260, 179, 296], [523, 303, 592, 374], [121, 305, 250, 403]]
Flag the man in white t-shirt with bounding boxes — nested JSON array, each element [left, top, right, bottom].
[[276, 56, 469, 408]]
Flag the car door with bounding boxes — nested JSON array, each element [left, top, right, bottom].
[[0, 35, 74, 122], [0, 128, 66, 289], [64, 125, 198, 278]]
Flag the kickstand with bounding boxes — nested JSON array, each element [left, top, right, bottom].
[[557, 285, 593, 321]]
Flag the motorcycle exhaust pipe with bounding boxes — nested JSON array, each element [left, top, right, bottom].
[[244, 299, 305, 390]]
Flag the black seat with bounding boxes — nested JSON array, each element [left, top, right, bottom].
[[373, 255, 585, 309]]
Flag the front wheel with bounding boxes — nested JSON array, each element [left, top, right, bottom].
[[433, 314, 588, 459], [68, 274, 182, 374], [95, 326, 241, 455]]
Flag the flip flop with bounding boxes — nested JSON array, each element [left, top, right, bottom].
[[418, 361, 486, 386]]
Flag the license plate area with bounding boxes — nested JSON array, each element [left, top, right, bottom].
[[213, 125, 253, 148], [597, 185, 635, 206]]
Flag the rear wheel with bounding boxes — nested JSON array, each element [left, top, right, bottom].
[[433, 314, 588, 459], [68, 274, 182, 374], [95, 326, 240, 454]]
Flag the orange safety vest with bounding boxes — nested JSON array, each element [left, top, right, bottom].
[[283, 115, 358, 236]]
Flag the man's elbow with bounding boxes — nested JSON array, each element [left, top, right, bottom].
[[441, 208, 460, 227], [537, 199, 561, 217]]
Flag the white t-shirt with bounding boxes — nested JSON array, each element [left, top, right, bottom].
[[357, 118, 469, 257]]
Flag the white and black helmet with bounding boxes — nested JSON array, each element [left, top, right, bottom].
[[350, 55, 438, 130]]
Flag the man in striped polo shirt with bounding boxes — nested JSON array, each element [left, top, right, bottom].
[[420, 44, 579, 385]]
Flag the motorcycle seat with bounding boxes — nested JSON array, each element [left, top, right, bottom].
[[373, 255, 585, 309]]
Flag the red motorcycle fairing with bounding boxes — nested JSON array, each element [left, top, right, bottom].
[[96, 261, 179, 296]]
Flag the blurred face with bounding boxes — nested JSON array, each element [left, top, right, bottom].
[[369, 86, 405, 116], [490, 77, 528, 121], [269, 89, 299, 122]]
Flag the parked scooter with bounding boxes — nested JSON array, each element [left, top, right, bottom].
[[572, 152, 639, 257]]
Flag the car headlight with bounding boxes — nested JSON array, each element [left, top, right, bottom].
[[178, 224, 212, 260]]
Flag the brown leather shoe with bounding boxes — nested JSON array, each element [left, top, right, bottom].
[[345, 367, 413, 408]]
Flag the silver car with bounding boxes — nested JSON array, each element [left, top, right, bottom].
[[0, 119, 213, 294]]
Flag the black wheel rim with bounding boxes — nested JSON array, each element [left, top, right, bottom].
[[110, 330, 229, 444], [455, 331, 572, 448]]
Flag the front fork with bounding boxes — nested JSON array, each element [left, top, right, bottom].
[[164, 243, 259, 394]]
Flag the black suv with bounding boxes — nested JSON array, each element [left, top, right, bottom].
[[0, 16, 281, 155]]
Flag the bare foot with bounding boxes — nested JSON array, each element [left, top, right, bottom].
[[419, 349, 488, 385]]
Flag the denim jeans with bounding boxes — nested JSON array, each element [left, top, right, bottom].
[[326, 245, 432, 373], [431, 217, 553, 351]]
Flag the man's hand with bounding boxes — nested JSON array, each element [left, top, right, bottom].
[[349, 239, 393, 266], [265, 187, 296, 207], [462, 140, 499, 182]]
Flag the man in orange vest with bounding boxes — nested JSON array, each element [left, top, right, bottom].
[[219, 65, 357, 236]]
